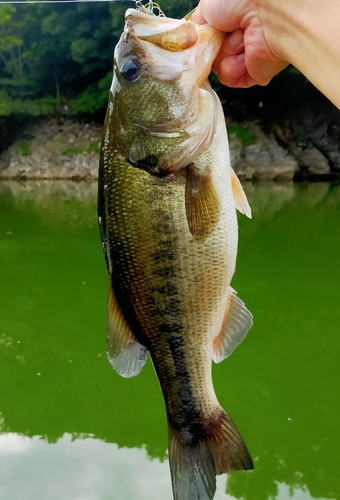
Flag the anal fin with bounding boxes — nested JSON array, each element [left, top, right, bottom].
[[213, 287, 253, 363], [107, 285, 148, 378]]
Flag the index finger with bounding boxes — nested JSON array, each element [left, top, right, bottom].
[[192, 0, 241, 32], [191, 3, 207, 24]]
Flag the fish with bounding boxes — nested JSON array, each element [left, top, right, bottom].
[[98, 4, 254, 500]]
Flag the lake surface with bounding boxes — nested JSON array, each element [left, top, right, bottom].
[[0, 180, 339, 500]]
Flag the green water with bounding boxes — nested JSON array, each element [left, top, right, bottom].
[[0, 180, 339, 500]]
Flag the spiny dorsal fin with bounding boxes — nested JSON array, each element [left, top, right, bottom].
[[213, 287, 253, 363], [231, 168, 252, 218], [107, 285, 148, 378], [185, 163, 220, 242]]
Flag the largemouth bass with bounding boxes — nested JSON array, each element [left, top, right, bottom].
[[98, 5, 253, 500]]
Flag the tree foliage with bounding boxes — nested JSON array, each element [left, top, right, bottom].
[[0, 0, 196, 117]]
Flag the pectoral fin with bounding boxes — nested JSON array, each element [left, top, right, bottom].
[[231, 168, 252, 218], [185, 163, 220, 242], [213, 287, 253, 363], [107, 285, 148, 378]]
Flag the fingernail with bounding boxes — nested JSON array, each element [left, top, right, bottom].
[[236, 52, 245, 63]]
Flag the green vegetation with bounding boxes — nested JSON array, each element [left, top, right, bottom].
[[0, 0, 196, 118], [15, 140, 32, 156], [59, 140, 101, 156], [87, 140, 101, 154], [227, 123, 256, 146], [60, 146, 84, 156]]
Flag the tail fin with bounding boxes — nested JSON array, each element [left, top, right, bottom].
[[168, 409, 253, 500]]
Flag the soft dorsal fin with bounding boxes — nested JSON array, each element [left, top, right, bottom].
[[213, 287, 253, 363], [106, 285, 148, 378], [230, 168, 252, 219]]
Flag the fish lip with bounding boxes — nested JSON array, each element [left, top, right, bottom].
[[125, 8, 182, 31], [125, 8, 151, 19], [124, 8, 195, 40], [125, 8, 176, 23], [125, 8, 156, 20]]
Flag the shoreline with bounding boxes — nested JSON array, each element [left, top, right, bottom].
[[0, 114, 338, 182], [1, 73, 339, 182]]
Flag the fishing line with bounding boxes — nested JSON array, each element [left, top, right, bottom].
[[0, 0, 134, 4], [0, 0, 166, 15]]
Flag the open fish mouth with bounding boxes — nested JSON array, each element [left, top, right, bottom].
[[126, 8, 198, 52], [122, 7, 224, 86]]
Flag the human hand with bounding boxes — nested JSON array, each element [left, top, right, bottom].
[[192, 0, 289, 88]]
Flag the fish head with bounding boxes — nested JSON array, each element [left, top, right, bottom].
[[108, 8, 224, 173]]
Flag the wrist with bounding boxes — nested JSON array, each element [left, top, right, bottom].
[[257, 0, 297, 63], [258, 0, 340, 108]]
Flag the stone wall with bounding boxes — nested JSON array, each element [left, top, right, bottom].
[[0, 119, 101, 180]]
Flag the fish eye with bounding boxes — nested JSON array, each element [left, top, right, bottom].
[[120, 58, 140, 82]]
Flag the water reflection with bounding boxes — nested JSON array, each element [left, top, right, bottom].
[[0, 433, 335, 500], [0, 181, 339, 500], [0, 179, 97, 203], [0, 433, 172, 500]]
